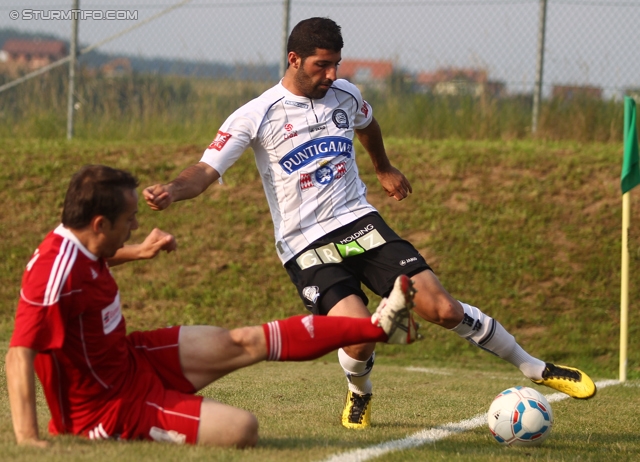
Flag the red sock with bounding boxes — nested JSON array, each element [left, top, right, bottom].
[[262, 315, 387, 361]]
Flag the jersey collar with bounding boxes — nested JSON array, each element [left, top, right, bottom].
[[278, 80, 319, 102], [54, 224, 99, 261]]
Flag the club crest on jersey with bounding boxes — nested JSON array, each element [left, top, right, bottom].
[[302, 286, 320, 303], [300, 161, 346, 190], [332, 109, 349, 128], [279, 136, 352, 174], [207, 131, 232, 151]]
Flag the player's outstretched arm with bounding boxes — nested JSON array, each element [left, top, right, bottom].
[[5, 347, 48, 448], [107, 228, 177, 267], [355, 117, 412, 201], [143, 162, 220, 211]]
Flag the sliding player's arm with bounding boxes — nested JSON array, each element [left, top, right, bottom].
[[107, 228, 177, 267], [5, 346, 48, 447]]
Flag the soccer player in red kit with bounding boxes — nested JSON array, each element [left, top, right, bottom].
[[6, 165, 419, 448]]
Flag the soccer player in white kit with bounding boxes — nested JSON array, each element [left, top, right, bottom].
[[144, 17, 596, 429]]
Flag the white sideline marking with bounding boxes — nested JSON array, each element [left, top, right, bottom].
[[319, 379, 619, 462], [405, 367, 453, 375]]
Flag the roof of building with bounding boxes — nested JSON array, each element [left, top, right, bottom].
[[416, 68, 488, 85], [2, 39, 67, 56], [339, 59, 394, 80]]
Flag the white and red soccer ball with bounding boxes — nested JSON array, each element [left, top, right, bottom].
[[487, 386, 554, 446]]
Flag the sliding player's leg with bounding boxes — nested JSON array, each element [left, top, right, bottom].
[[179, 276, 419, 391], [197, 398, 259, 447]]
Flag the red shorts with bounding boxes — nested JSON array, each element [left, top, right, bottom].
[[82, 327, 204, 444]]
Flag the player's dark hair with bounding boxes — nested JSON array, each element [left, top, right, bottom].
[[62, 165, 139, 228], [287, 17, 343, 60]]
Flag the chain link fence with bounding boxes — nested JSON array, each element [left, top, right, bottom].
[[0, 0, 638, 141]]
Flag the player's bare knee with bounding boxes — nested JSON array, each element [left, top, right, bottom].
[[436, 299, 464, 328], [229, 326, 265, 360], [198, 408, 259, 448], [341, 341, 375, 361], [231, 411, 259, 448], [415, 294, 462, 327]]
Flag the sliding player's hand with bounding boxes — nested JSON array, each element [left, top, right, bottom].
[[138, 228, 177, 259]]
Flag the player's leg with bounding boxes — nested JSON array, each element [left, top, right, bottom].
[[197, 398, 258, 447], [327, 276, 418, 430], [327, 295, 377, 430], [178, 290, 417, 392], [285, 255, 381, 429], [410, 268, 596, 399], [131, 384, 258, 447]]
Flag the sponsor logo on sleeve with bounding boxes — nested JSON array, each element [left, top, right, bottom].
[[361, 101, 370, 117], [332, 109, 349, 128], [207, 131, 232, 151]]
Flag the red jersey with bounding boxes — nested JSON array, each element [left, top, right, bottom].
[[10, 226, 161, 437]]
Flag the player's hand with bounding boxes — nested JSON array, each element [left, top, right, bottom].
[[143, 184, 173, 211], [138, 228, 177, 259], [376, 167, 412, 201]]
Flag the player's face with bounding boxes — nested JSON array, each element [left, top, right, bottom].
[[102, 189, 139, 258], [293, 48, 341, 99]]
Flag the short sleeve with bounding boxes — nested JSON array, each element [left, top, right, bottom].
[[10, 296, 66, 351], [9, 247, 73, 351], [200, 108, 256, 177]]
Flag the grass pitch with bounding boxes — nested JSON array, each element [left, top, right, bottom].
[[0, 353, 638, 461], [0, 137, 639, 459]]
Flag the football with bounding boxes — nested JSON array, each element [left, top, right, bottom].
[[487, 386, 553, 446]]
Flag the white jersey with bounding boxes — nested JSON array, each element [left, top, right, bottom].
[[201, 79, 378, 264]]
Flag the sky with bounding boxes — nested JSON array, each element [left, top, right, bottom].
[[0, 0, 638, 97]]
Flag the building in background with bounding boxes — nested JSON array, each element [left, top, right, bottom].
[[416, 67, 506, 98], [0, 39, 67, 76], [339, 59, 394, 90], [551, 84, 602, 101], [100, 58, 132, 78]]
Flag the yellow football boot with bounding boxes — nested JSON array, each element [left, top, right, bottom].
[[531, 363, 597, 399], [341, 390, 372, 429]]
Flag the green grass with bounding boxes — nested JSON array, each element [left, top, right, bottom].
[[1, 137, 639, 459], [0, 351, 638, 461]]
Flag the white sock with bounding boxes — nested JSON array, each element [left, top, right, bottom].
[[451, 302, 545, 380], [338, 348, 374, 395]]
